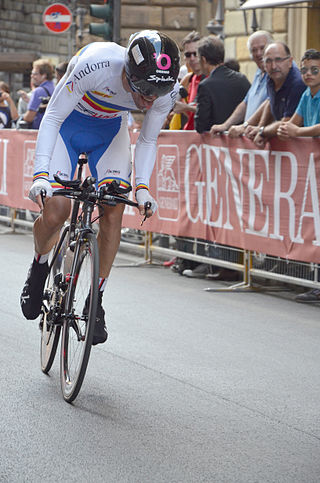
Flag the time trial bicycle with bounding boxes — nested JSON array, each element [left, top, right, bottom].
[[39, 153, 148, 403]]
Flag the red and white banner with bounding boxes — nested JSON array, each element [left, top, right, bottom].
[[0, 129, 319, 263]]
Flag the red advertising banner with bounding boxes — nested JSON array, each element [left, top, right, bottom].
[[0, 130, 38, 213], [0, 129, 320, 263]]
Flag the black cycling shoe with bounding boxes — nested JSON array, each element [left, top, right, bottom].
[[92, 302, 108, 345], [20, 260, 49, 320], [83, 292, 108, 346]]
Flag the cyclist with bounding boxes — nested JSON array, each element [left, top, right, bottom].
[[20, 30, 180, 345]]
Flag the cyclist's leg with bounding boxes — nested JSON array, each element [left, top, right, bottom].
[[21, 134, 75, 320], [97, 203, 125, 278], [33, 196, 71, 255], [81, 115, 131, 342], [90, 114, 132, 278]]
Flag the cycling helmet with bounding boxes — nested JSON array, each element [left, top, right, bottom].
[[125, 30, 180, 97]]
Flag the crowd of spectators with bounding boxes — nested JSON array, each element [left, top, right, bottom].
[[245, 41, 306, 147], [165, 31, 320, 302]]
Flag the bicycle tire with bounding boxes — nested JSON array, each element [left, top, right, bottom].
[[40, 239, 66, 374], [60, 232, 99, 403]]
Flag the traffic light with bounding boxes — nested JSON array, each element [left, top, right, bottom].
[[89, 1, 113, 41]]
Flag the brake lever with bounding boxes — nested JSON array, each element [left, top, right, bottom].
[[39, 189, 47, 213], [40, 189, 46, 210], [140, 201, 152, 226]]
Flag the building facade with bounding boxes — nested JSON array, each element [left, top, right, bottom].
[[0, 0, 319, 99]]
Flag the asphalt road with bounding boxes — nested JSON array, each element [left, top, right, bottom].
[[1, 228, 320, 483]]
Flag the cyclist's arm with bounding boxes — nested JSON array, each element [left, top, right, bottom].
[[33, 56, 96, 179], [134, 85, 178, 190]]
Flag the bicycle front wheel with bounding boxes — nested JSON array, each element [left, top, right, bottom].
[[60, 233, 99, 403]]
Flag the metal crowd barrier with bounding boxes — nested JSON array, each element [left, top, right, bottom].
[[120, 230, 320, 293], [1, 205, 319, 293]]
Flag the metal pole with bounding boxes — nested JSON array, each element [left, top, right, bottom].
[[215, 0, 224, 24], [251, 9, 259, 32], [68, 0, 77, 57], [76, 7, 87, 46], [113, 0, 121, 44]]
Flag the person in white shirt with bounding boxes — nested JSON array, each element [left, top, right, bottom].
[[210, 30, 273, 137]]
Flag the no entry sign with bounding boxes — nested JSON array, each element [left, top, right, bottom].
[[43, 3, 72, 34]]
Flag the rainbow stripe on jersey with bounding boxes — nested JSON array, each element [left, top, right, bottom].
[[98, 178, 131, 190], [33, 171, 49, 181], [82, 92, 128, 115]]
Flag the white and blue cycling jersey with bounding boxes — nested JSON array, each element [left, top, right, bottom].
[[33, 41, 178, 190]]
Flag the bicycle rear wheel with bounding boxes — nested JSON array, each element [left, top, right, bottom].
[[60, 232, 99, 403], [40, 237, 67, 374]]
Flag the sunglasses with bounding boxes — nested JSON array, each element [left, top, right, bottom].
[[184, 51, 197, 58], [300, 66, 320, 76]]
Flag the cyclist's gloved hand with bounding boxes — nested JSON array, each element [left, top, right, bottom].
[[29, 178, 53, 205], [135, 188, 157, 217]]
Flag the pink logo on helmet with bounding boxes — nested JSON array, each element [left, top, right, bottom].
[[153, 53, 171, 70]]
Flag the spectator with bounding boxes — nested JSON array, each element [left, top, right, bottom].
[[188, 37, 250, 279], [211, 30, 273, 137], [168, 31, 207, 275], [250, 41, 306, 148], [55, 61, 68, 83], [0, 81, 18, 128], [278, 49, 320, 139], [194, 36, 251, 133], [22, 59, 55, 129], [276, 48, 320, 303], [172, 31, 205, 131]]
